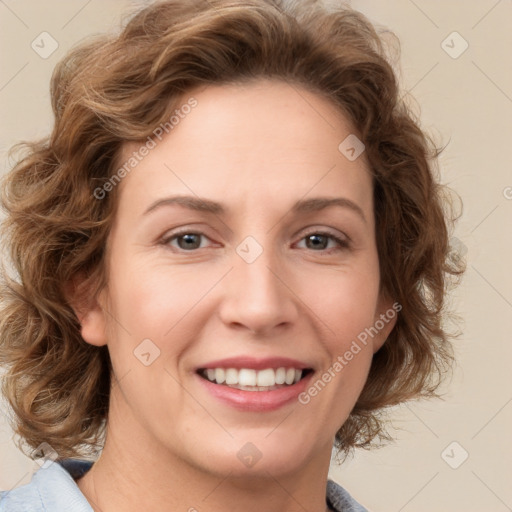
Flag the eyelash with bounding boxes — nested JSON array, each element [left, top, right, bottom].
[[160, 229, 350, 253]]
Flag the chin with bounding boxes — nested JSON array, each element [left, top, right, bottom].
[[188, 435, 319, 480]]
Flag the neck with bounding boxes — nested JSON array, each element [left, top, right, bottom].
[[76, 404, 333, 512]]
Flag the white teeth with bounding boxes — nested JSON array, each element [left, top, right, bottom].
[[238, 369, 256, 387], [257, 368, 275, 387], [285, 368, 295, 385], [202, 366, 305, 388], [275, 367, 286, 385], [215, 368, 225, 384], [225, 368, 238, 385]]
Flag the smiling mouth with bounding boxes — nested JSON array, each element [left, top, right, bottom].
[[196, 367, 314, 392]]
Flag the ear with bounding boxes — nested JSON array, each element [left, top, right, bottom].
[[63, 272, 108, 347], [371, 292, 400, 354]]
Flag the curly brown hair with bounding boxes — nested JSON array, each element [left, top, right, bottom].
[[0, 0, 464, 461]]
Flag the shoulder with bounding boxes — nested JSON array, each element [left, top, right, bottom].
[[0, 459, 93, 512], [326, 478, 370, 512]]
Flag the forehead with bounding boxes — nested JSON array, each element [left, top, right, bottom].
[[115, 79, 373, 218]]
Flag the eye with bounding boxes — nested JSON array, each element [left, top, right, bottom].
[[296, 231, 350, 252], [160, 229, 350, 253], [162, 231, 212, 251]]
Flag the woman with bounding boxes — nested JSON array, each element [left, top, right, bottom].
[[0, 0, 463, 510]]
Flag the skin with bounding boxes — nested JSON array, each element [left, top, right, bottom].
[[72, 79, 396, 512]]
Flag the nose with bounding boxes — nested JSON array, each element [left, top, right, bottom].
[[218, 245, 299, 336]]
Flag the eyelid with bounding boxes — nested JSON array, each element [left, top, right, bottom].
[[296, 225, 351, 243], [299, 224, 353, 246]]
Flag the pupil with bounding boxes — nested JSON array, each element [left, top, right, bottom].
[[307, 234, 327, 250], [179, 234, 200, 249]]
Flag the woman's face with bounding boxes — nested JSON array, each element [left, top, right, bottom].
[[80, 79, 396, 478]]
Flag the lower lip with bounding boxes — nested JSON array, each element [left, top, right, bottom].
[[195, 372, 314, 412]]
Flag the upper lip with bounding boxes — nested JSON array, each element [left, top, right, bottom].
[[196, 356, 313, 371]]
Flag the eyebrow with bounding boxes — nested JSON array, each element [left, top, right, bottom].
[[143, 195, 366, 223]]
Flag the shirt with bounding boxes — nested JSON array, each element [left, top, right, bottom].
[[0, 459, 369, 511]]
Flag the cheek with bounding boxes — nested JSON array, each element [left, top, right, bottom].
[[300, 271, 377, 418], [108, 258, 209, 336], [300, 258, 380, 388], [103, 258, 225, 385], [102, 262, 200, 417], [305, 262, 380, 337]]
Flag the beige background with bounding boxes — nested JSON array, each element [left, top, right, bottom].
[[1, 1, 511, 511]]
